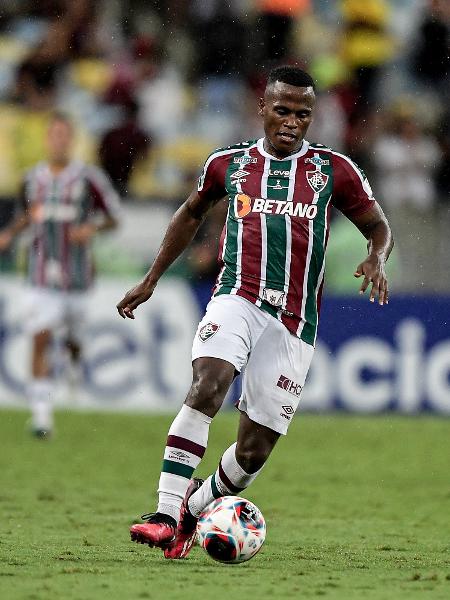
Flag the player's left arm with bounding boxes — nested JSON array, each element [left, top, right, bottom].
[[332, 154, 394, 305], [350, 202, 394, 305]]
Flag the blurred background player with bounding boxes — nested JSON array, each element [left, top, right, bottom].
[[0, 113, 120, 437]]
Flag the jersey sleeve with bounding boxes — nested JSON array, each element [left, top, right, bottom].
[[85, 166, 121, 220], [197, 152, 227, 202], [331, 154, 376, 219]]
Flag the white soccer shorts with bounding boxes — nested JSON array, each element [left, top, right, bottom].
[[23, 286, 89, 343], [192, 294, 314, 435]]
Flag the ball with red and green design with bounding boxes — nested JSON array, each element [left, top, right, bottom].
[[197, 496, 266, 564]]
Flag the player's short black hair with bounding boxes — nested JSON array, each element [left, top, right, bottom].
[[266, 66, 316, 92]]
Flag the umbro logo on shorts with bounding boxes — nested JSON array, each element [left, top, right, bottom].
[[277, 375, 303, 397], [198, 322, 220, 342], [280, 405, 295, 420]]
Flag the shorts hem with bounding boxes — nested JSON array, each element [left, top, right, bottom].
[[192, 349, 242, 373], [237, 403, 292, 436]]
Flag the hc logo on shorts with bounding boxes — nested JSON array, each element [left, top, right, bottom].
[[277, 374, 302, 397]]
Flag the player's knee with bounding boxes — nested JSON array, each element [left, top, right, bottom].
[[186, 372, 228, 415]]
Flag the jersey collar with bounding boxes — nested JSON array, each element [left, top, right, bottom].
[[257, 137, 310, 161]]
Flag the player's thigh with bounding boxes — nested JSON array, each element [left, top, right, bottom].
[[238, 318, 314, 435], [24, 287, 65, 335], [192, 295, 267, 374]]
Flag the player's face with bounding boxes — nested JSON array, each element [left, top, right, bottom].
[[46, 120, 73, 164], [259, 82, 315, 158]]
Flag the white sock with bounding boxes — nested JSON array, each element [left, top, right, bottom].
[[28, 378, 54, 431], [157, 404, 211, 523], [188, 443, 263, 517]]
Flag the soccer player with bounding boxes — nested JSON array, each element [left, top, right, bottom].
[[0, 112, 120, 437], [117, 66, 393, 558]]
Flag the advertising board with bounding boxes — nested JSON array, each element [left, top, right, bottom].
[[0, 277, 448, 414]]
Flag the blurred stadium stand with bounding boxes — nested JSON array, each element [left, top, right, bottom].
[[0, 0, 449, 413], [0, 0, 448, 291]]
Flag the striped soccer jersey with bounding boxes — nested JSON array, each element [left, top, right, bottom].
[[198, 138, 376, 346], [22, 160, 120, 291]]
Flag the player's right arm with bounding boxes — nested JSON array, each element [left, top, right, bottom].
[[116, 188, 222, 319], [0, 182, 30, 251], [117, 148, 228, 319]]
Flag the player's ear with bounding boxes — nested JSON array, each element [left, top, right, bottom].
[[258, 97, 265, 117]]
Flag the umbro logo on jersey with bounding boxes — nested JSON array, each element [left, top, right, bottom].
[[277, 375, 303, 398], [230, 170, 250, 179], [233, 194, 318, 219], [198, 322, 220, 342]]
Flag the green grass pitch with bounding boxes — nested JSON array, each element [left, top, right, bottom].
[[1, 410, 449, 599]]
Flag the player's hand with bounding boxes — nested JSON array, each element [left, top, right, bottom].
[[354, 255, 389, 305], [69, 223, 97, 245], [116, 281, 155, 319], [0, 230, 13, 252]]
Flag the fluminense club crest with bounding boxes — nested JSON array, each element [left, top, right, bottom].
[[306, 170, 329, 194], [198, 322, 220, 342]]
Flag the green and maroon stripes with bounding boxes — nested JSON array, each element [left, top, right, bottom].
[[161, 434, 206, 479], [25, 163, 110, 291], [218, 461, 245, 494], [216, 152, 246, 294], [217, 148, 259, 295], [210, 140, 345, 345], [260, 159, 292, 317], [166, 435, 206, 457], [211, 474, 221, 499], [300, 156, 333, 345], [187, 443, 262, 515], [210, 460, 246, 499], [264, 160, 290, 287], [161, 460, 195, 479]]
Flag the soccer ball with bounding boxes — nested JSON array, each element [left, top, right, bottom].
[[197, 496, 266, 564]]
